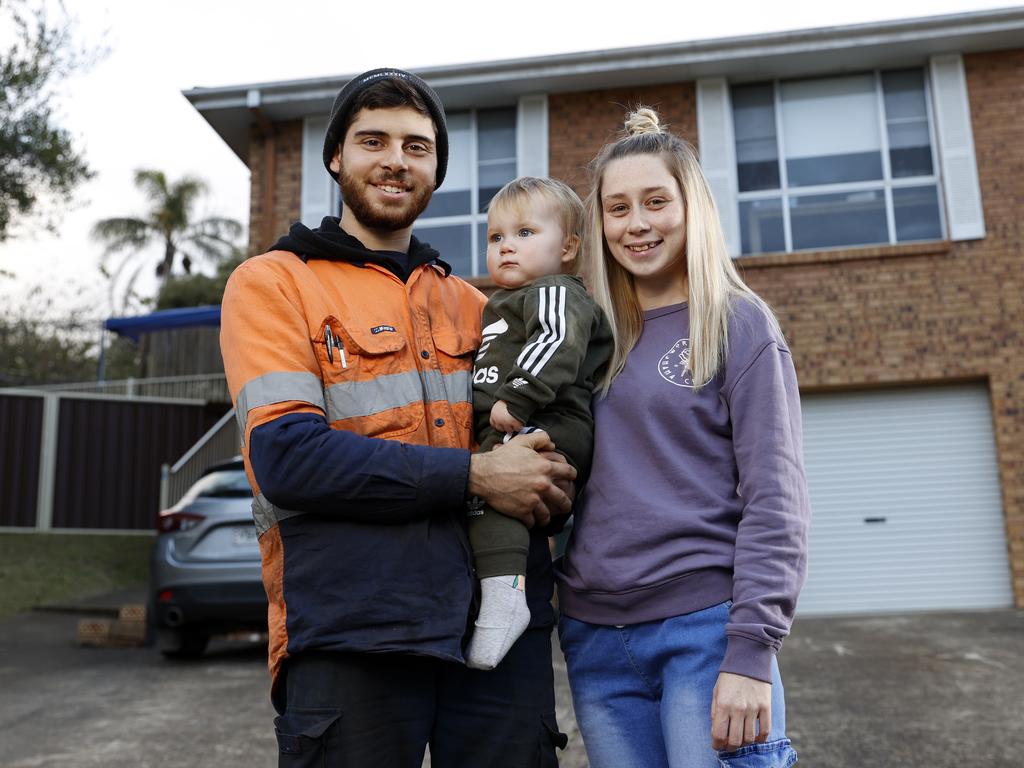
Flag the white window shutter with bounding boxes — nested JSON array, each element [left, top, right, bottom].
[[301, 116, 333, 226], [516, 95, 548, 178], [929, 54, 985, 241], [696, 79, 740, 257]]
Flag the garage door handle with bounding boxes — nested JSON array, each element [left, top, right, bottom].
[[864, 517, 887, 524]]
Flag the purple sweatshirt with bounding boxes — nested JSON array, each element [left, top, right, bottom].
[[554, 297, 810, 683]]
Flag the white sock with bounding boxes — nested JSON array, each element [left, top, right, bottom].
[[465, 574, 530, 670]]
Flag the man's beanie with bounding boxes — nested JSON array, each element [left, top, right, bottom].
[[322, 68, 448, 189]]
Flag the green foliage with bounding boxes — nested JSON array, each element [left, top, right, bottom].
[[155, 250, 244, 310], [102, 334, 142, 380], [0, 282, 143, 386], [93, 169, 244, 311], [0, 0, 96, 241], [0, 532, 151, 619], [0, 287, 98, 385]]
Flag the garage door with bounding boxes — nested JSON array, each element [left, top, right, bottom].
[[797, 383, 1012, 615]]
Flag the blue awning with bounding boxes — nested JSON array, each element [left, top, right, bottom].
[[104, 305, 222, 342]]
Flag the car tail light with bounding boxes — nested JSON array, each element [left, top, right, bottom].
[[156, 510, 205, 533]]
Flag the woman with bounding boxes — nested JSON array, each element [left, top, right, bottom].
[[555, 107, 809, 768]]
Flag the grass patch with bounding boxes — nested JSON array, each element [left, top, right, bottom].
[[0, 532, 153, 619]]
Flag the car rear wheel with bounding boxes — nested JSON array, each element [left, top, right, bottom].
[[158, 627, 210, 659]]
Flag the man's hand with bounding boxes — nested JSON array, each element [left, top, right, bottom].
[[539, 450, 576, 509], [489, 399, 525, 434], [710, 672, 772, 751], [468, 431, 575, 528]]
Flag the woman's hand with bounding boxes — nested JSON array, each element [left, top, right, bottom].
[[710, 672, 771, 751], [490, 399, 525, 434]]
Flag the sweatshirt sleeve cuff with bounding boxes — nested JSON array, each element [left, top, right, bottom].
[[416, 446, 472, 510], [493, 387, 536, 426], [721, 634, 776, 683]]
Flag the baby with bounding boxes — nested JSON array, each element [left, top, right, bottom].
[[466, 176, 612, 669]]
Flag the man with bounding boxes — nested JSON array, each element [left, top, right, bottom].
[[220, 68, 573, 767]]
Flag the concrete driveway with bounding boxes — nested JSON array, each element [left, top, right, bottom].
[[1, 598, 1020, 767]]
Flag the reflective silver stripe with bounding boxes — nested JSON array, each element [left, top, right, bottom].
[[440, 369, 472, 408], [324, 369, 472, 422], [252, 493, 305, 536], [425, 369, 473, 408], [237, 371, 326, 424]]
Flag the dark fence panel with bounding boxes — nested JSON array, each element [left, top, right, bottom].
[[52, 399, 224, 530], [0, 395, 44, 527]]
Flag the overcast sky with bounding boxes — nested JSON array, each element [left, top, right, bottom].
[[0, 0, 1012, 319]]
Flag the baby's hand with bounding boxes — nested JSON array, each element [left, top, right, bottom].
[[490, 400, 525, 434]]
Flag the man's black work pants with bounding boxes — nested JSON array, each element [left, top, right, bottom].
[[274, 627, 566, 767]]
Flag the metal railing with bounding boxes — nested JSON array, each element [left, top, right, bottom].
[[34, 374, 230, 403], [159, 408, 241, 510]]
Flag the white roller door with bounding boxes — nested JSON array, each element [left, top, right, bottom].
[[797, 384, 1012, 616]]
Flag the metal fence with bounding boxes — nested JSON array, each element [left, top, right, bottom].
[[0, 389, 224, 531], [35, 374, 230, 404], [159, 408, 241, 510]]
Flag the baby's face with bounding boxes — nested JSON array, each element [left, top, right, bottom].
[[485, 199, 573, 290]]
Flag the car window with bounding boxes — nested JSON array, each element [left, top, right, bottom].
[[180, 470, 253, 504]]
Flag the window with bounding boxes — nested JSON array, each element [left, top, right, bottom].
[[414, 107, 518, 276], [731, 69, 944, 255]]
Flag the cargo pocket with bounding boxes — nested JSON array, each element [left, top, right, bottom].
[[718, 738, 798, 768], [536, 713, 568, 768], [312, 314, 423, 438], [274, 706, 342, 767]]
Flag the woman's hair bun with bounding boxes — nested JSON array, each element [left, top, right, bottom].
[[624, 107, 664, 137]]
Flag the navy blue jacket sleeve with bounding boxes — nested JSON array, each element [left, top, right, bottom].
[[249, 413, 471, 523]]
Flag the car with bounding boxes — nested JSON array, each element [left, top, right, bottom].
[[149, 457, 266, 658]]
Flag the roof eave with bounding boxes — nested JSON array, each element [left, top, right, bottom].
[[184, 7, 1024, 165]]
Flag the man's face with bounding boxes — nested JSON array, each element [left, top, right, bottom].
[[330, 106, 437, 233]]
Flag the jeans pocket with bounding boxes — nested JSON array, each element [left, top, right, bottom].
[[274, 706, 342, 767], [536, 712, 568, 767], [718, 738, 798, 768]]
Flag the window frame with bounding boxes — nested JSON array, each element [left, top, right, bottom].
[[734, 68, 947, 255], [411, 107, 517, 277]]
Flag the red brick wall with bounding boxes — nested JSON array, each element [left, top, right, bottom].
[[549, 83, 698, 195], [240, 52, 1024, 604], [246, 120, 304, 256], [546, 52, 1024, 605]]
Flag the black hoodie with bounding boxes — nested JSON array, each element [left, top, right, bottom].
[[271, 217, 451, 282]]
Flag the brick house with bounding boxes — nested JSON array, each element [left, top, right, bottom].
[[185, 8, 1024, 613]]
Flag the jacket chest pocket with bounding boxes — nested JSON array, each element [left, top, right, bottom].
[[430, 324, 478, 431], [312, 315, 423, 439]]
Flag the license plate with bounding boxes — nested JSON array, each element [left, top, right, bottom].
[[231, 527, 258, 547]]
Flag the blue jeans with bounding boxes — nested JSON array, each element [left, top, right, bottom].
[[558, 602, 797, 768]]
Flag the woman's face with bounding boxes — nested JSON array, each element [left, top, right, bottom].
[[600, 153, 687, 308]]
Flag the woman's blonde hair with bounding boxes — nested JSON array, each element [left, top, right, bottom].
[[583, 106, 780, 391]]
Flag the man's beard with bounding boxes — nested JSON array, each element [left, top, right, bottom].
[[339, 167, 433, 232]]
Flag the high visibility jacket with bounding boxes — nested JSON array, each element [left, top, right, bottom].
[[221, 246, 486, 703]]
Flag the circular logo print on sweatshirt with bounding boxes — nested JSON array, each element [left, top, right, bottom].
[[658, 338, 694, 388]]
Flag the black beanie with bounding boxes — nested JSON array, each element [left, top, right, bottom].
[[322, 68, 448, 189]]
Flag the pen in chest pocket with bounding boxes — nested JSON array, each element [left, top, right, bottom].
[[323, 325, 347, 368]]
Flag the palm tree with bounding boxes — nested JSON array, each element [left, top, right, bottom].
[[92, 169, 243, 311]]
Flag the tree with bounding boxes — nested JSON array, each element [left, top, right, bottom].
[[0, 288, 99, 386], [92, 169, 244, 310], [155, 249, 244, 310], [0, 0, 95, 240], [0, 282, 143, 386]]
